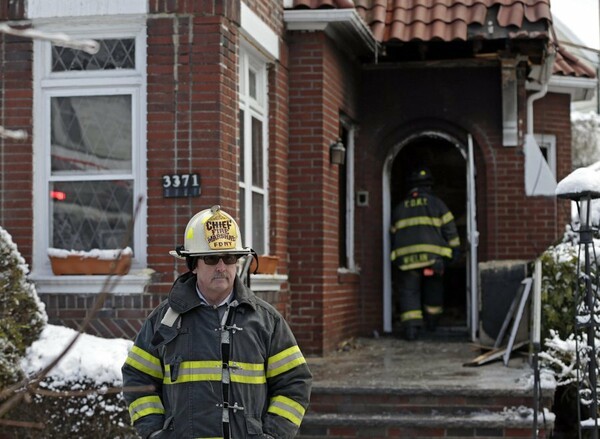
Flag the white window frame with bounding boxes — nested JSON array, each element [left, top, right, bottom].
[[30, 19, 149, 294], [534, 133, 557, 176], [340, 119, 357, 272], [239, 43, 269, 255]]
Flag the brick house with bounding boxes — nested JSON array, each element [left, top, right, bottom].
[[0, 0, 595, 356]]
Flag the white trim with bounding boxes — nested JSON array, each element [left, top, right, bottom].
[[534, 133, 557, 176], [239, 43, 270, 254], [26, 0, 147, 19], [527, 75, 597, 102], [250, 274, 288, 292], [240, 3, 279, 61], [284, 9, 378, 55], [30, 270, 153, 294], [31, 20, 148, 294], [383, 131, 473, 334]]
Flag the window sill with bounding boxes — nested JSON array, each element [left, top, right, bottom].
[[250, 274, 288, 292], [337, 268, 360, 284], [29, 268, 154, 295]]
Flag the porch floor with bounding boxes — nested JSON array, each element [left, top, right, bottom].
[[305, 330, 554, 396]]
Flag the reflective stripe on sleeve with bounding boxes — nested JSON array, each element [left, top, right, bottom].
[[128, 395, 165, 423], [125, 346, 163, 379], [266, 346, 307, 378], [441, 211, 455, 224], [448, 237, 460, 247], [267, 395, 306, 426]]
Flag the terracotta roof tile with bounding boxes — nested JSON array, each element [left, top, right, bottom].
[[554, 46, 597, 78], [288, 0, 595, 78], [290, 0, 552, 42]]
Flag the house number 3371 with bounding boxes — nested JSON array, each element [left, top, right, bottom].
[[162, 173, 201, 198]]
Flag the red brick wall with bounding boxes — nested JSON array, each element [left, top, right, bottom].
[[355, 65, 570, 337], [0, 32, 34, 269], [144, 12, 241, 293], [287, 31, 362, 355]]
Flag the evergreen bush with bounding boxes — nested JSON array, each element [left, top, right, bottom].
[[0, 226, 47, 386]]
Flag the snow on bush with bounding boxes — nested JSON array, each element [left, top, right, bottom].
[[0, 226, 47, 386]]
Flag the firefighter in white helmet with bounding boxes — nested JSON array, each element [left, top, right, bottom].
[[122, 205, 312, 439]]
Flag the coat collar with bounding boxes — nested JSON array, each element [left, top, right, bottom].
[[168, 271, 257, 314]]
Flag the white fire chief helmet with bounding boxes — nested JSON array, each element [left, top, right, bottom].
[[170, 205, 251, 259]]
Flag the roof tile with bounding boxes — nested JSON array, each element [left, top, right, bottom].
[[291, 0, 551, 42], [288, 0, 595, 78]]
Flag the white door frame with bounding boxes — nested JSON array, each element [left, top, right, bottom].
[[382, 131, 477, 335]]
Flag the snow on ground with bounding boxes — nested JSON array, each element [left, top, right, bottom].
[[21, 324, 132, 387]]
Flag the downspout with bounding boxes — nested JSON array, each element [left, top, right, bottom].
[[526, 83, 548, 136], [526, 47, 556, 135]]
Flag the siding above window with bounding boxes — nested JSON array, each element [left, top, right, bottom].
[[26, 0, 147, 19]]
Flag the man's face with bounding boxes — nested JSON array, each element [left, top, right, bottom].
[[195, 255, 238, 302]]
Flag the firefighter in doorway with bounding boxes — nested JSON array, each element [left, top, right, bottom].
[[390, 167, 461, 341]]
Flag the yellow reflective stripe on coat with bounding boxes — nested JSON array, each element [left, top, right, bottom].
[[441, 211, 455, 224], [129, 395, 165, 423], [230, 361, 266, 384], [163, 360, 267, 385], [267, 395, 306, 426], [392, 215, 443, 232], [266, 346, 306, 378], [391, 244, 452, 260], [448, 236, 460, 247], [424, 305, 443, 315], [125, 346, 163, 379], [163, 360, 222, 384], [401, 310, 423, 322]]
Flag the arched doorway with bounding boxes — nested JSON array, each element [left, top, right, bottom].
[[383, 132, 473, 338]]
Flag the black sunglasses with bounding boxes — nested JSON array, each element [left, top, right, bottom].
[[200, 254, 241, 266]]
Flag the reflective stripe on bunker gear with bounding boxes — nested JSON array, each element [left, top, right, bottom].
[[125, 346, 163, 379], [164, 360, 222, 384], [266, 345, 307, 378], [267, 395, 306, 427], [128, 395, 165, 423], [424, 305, 443, 315], [391, 244, 452, 261], [448, 236, 460, 247], [163, 360, 267, 385], [441, 211, 455, 224], [229, 361, 267, 384], [391, 215, 444, 233], [401, 309, 423, 322]]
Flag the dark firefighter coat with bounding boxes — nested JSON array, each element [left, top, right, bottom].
[[391, 186, 460, 271], [122, 272, 312, 439]]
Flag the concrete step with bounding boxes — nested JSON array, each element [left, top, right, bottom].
[[299, 386, 555, 438], [297, 410, 555, 439], [308, 386, 552, 416]]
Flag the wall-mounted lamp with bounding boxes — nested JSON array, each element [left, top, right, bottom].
[[330, 138, 346, 165]]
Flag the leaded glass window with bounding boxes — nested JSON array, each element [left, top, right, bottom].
[[52, 39, 135, 72]]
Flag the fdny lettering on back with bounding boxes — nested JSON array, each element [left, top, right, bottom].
[[404, 197, 428, 208]]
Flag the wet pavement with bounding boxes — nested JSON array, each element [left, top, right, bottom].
[[305, 332, 555, 394]]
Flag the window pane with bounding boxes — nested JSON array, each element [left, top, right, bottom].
[[249, 69, 257, 100], [252, 192, 265, 254], [51, 95, 132, 175], [52, 39, 135, 72], [50, 180, 133, 251], [239, 109, 245, 182], [251, 117, 263, 188], [239, 188, 246, 247]]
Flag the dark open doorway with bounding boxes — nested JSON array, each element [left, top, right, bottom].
[[390, 136, 467, 335]]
